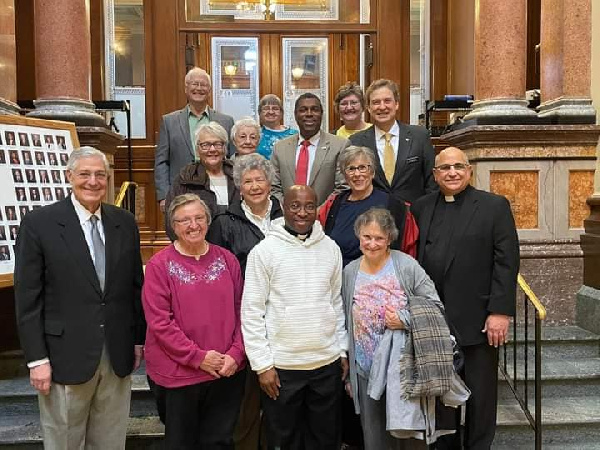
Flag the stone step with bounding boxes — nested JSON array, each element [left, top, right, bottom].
[[504, 325, 600, 359], [498, 357, 600, 399], [0, 414, 164, 449], [0, 374, 156, 417], [494, 396, 600, 447]]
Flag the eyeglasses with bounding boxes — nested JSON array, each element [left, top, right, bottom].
[[434, 163, 470, 173], [197, 141, 225, 151], [288, 203, 316, 213], [173, 215, 207, 226], [73, 171, 107, 181], [187, 81, 210, 89], [261, 106, 281, 112], [344, 164, 371, 175], [339, 100, 361, 108]]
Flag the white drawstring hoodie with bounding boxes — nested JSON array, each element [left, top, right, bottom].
[[242, 218, 348, 373]]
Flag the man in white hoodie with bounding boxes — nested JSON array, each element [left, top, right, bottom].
[[242, 185, 348, 449]]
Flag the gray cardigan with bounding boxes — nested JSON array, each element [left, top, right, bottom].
[[342, 250, 444, 414], [342, 250, 469, 444]]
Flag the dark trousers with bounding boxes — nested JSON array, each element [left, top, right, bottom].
[[433, 343, 499, 450], [147, 375, 166, 424], [164, 370, 246, 450], [262, 360, 342, 450]]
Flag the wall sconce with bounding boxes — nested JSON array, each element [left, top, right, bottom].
[[291, 67, 304, 79], [224, 63, 237, 76]]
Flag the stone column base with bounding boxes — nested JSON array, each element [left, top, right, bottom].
[[27, 98, 105, 126], [463, 98, 537, 121], [577, 285, 600, 334], [538, 97, 596, 122], [0, 98, 21, 115]]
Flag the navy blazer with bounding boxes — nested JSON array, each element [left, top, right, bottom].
[[350, 121, 437, 204]]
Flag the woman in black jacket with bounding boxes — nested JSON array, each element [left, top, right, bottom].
[[206, 153, 282, 449]]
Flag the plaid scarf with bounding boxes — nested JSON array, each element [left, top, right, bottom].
[[399, 295, 454, 399]]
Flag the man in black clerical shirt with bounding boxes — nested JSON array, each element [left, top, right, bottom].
[[412, 146, 519, 449]]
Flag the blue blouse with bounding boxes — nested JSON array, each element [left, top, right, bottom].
[[256, 126, 298, 159]]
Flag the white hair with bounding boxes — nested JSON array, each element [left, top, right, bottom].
[[66, 146, 109, 172], [185, 67, 211, 87]]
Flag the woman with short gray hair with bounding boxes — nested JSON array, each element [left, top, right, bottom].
[[231, 117, 261, 158], [143, 193, 246, 448], [319, 145, 417, 266], [206, 153, 283, 449], [165, 121, 238, 240], [256, 94, 297, 159]]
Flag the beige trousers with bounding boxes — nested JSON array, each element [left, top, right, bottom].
[[38, 347, 132, 450]]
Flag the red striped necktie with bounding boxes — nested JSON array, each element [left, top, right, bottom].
[[295, 139, 310, 185]]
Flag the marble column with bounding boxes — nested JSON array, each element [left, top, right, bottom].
[[538, 0, 595, 121], [464, 0, 535, 120], [27, 0, 103, 125], [0, 0, 20, 115]]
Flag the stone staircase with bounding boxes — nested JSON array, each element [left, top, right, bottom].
[[0, 360, 165, 449], [493, 325, 600, 449], [1, 325, 599, 449]]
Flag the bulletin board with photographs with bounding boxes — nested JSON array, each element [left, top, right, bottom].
[[0, 115, 79, 286]]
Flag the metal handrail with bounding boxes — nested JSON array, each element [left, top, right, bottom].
[[499, 273, 545, 450], [115, 181, 137, 215]]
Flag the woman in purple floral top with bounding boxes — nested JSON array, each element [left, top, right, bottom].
[[143, 193, 245, 449]]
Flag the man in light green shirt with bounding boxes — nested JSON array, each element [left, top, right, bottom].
[[154, 67, 234, 211]]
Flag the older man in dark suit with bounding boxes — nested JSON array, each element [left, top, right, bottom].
[[350, 79, 437, 204], [271, 93, 349, 206], [154, 67, 235, 212], [412, 147, 520, 449], [15, 146, 145, 449]]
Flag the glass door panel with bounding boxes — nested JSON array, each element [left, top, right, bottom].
[[211, 37, 260, 121], [282, 37, 329, 130]]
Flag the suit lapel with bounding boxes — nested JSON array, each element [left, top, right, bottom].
[[309, 134, 330, 186], [178, 108, 195, 159], [58, 200, 103, 296], [391, 123, 412, 187], [444, 189, 479, 275], [101, 206, 121, 296]]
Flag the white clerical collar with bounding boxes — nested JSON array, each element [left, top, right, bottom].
[[444, 195, 455, 203]]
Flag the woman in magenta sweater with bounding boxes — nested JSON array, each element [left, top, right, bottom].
[[143, 193, 245, 449]]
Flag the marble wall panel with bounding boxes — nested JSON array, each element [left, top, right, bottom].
[[569, 170, 594, 229], [490, 171, 539, 229]]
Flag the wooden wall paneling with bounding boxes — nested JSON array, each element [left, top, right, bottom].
[[376, 0, 410, 122], [258, 33, 273, 96], [150, 0, 181, 133], [430, 0, 448, 101], [269, 34, 283, 98], [330, 34, 343, 131], [14, 0, 35, 101], [90, 0, 105, 102]]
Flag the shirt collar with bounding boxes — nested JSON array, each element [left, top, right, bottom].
[[71, 195, 101, 225], [187, 104, 209, 119], [241, 199, 272, 222], [299, 131, 321, 146], [374, 121, 400, 140]]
